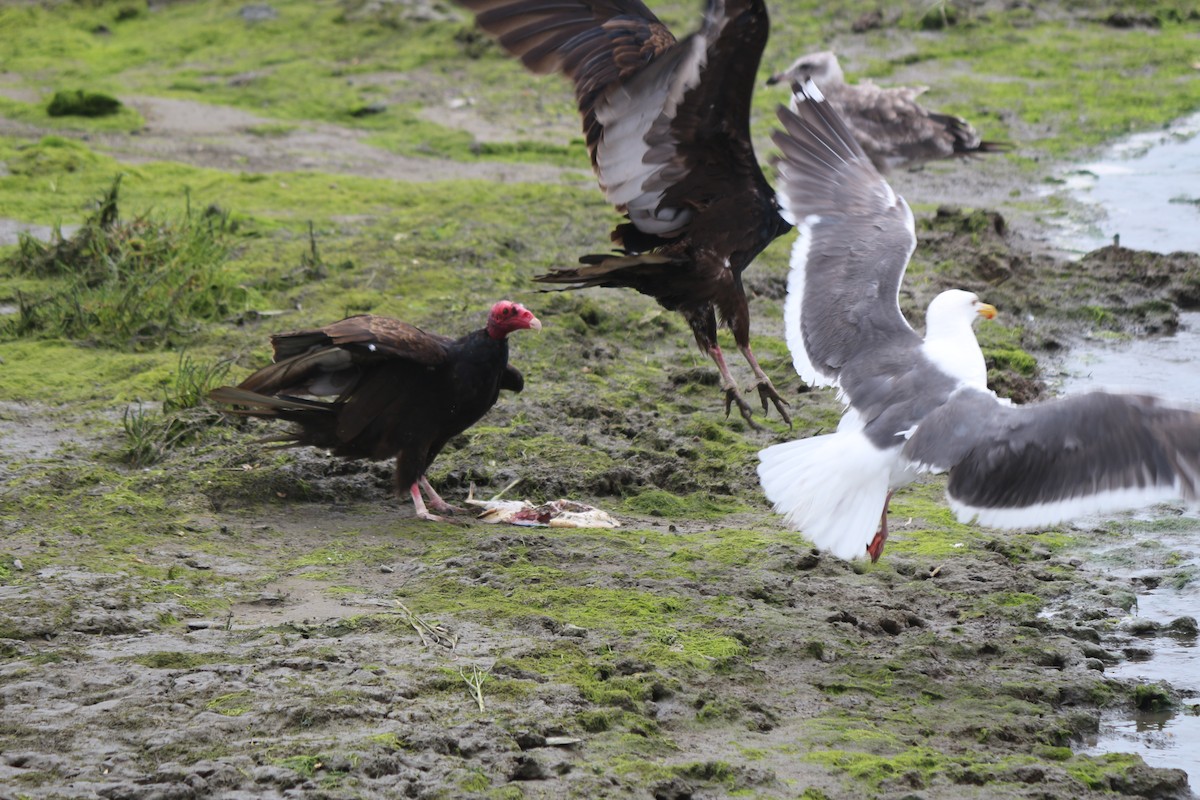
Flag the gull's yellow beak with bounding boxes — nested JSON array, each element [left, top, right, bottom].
[[976, 302, 997, 320]]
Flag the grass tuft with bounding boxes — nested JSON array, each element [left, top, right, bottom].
[[3, 175, 251, 350], [120, 351, 234, 467]]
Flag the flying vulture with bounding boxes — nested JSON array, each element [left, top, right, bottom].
[[757, 81, 1200, 561], [210, 302, 541, 521], [456, 0, 794, 426], [766, 51, 1009, 172]]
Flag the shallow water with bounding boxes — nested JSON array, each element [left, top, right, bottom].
[[1055, 314, 1200, 788], [1075, 521, 1200, 791], [1055, 111, 1200, 255], [1055, 312, 1200, 404]]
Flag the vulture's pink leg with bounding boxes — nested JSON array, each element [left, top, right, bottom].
[[419, 476, 464, 514]]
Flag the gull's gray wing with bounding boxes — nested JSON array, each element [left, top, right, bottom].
[[902, 388, 1200, 527], [772, 80, 960, 445]]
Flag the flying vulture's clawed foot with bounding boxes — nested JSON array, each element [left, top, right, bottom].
[[724, 386, 764, 431], [756, 380, 792, 427]]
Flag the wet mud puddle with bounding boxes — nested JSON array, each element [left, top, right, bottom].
[[1054, 312, 1200, 789], [1054, 110, 1200, 254]]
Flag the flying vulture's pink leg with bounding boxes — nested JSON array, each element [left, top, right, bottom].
[[738, 342, 793, 426], [866, 490, 897, 563], [709, 344, 761, 429], [410, 482, 446, 522], [418, 476, 465, 514]]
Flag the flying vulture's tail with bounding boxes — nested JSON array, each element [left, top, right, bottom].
[[534, 252, 680, 291], [757, 429, 894, 561]]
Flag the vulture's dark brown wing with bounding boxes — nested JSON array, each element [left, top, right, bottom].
[[460, 0, 773, 245], [648, 0, 772, 215], [458, 0, 675, 166], [285, 314, 454, 364], [238, 315, 453, 397]]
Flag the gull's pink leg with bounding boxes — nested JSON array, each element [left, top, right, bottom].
[[866, 490, 897, 563]]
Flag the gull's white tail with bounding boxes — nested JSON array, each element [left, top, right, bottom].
[[757, 430, 893, 561]]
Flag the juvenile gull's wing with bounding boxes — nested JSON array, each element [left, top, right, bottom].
[[833, 82, 955, 168], [902, 388, 1200, 527]]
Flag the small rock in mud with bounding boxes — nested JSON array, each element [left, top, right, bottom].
[[1107, 763, 1191, 799], [509, 754, 547, 780], [1121, 618, 1161, 636], [251, 764, 303, 787], [851, 9, 883, 31], [1164, 616, 1198, 637], [1124, 645, 1155, 660], [653, 778, 696, 800], [351, 102, 388, 117], [239, 4, 279, 22], [1079, 642, 1118, 662], [544, 735, 582, 747], [1100, 11, 1161, 28], [513, 731, 546, 750]]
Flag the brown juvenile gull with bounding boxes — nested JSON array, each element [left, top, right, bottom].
[[456, 0, 794, 426], [766, 50, 1009, 172], [757, 80, 1200, 562]]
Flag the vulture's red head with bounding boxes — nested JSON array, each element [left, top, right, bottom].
[[486, 301, 542, 339]]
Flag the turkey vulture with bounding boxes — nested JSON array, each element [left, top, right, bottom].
[[757, 81, 1200, 562], [209, 301, 541, 521], [766, 51, 1009, 172], [456, 0, 794, 426]]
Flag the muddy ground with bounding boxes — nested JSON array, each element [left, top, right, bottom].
[[3, 2, 1200, 800]]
